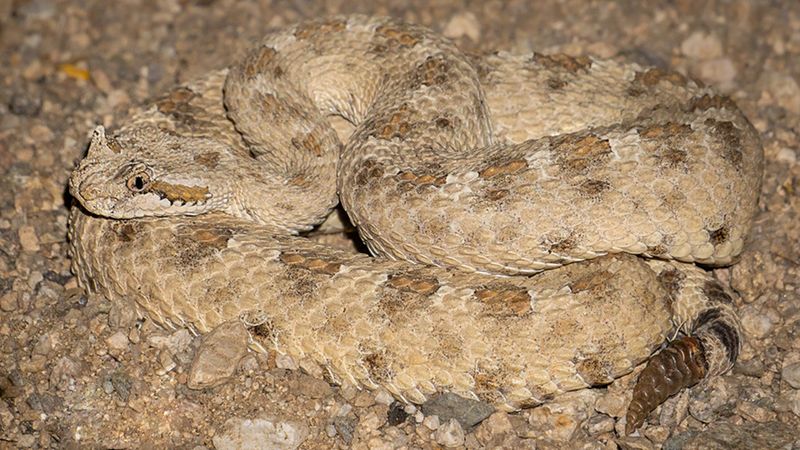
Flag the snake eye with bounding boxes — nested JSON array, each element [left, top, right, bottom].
[[126, 172, 150, 192]]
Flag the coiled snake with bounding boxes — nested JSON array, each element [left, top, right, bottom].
[[67, 15, 762, 433]]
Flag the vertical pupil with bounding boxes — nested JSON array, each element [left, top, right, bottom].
[[134, 176, 144, 190]]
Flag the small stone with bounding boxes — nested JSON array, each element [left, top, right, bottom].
[[781, 361, 800, 389], [421, 393, 494, 428], [158, 349, 176, 374], [696, 57, 737, 91], [9, 89, 42, 117], [92, 69, 113, 93], [275, 354, 298, 370], [422, 414, 440, 430], [149, 328, 193, 354], [212, 416, 309, 450], [740, 306, 776, 339], [474, 411, 514, 445], [442, 12, 481, 42], [332, 415, 357, 444], [688, 376, 735, 423], [735, 401, 777, 423], [762, 72, 800, 115], [527, 406, 579, 442], [595, 391, 627, 418], [188, 321, 249, 389], [357, 408, 387, 433], [353, 390, 376, 407], [386, 402, 409, 426], [680, 31, 723, 60], [374, 389, 394, 406], [434, 418, 465, 448], [292, 374, 332, 399], [0, 292, 18, 312], [586, 414, 615, 435], [18, 225, 40, 252], [776, 147, 797, 165], [105, 331, 130, 353]]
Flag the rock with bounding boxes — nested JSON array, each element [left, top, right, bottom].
[[434, 418, 465, 448], [585, 414, 615, 435], [212, 416, 309, 450], [474, 411, 514, 445], [421, 393, 494, 428], [696, 57, 737, 91], [275, 354, 298, 370], [442, 12, 480, 42], [781, 361, 800, 388], [187, 321, 248, 389], [356, 405, 388, 434], [291, 373, 332, 399], [148, 328, 193, 354], [740, 305, 777, 339], [761, 72, 800, 115], [527, 405, 579, 442], [386, 402, 409, 426], [688, 376, 735, 423], [9, 89, 42, 117], [332, 415, 357, 445], [735, 401, 777, 423], [0, 292, 17, 312], [105, 331, 129, 353], [422, 414, 440, 430], [374, 389, 394, 406], [595, 391, 627, 418], [18, 225, 40, 252], [664, 421, 798, 449], [681, 31, 723, 60]]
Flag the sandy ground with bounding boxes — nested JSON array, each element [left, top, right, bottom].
[[2, 0, 800, 448]]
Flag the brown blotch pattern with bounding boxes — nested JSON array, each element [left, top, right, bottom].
[[479, 159, 528, 179], [291, 132, 324, 157], [485, 189, 509, 201], [414, 55, 450, 87], [633, 68, 688, 88], [687, 94, 736, 112], [474, 285, 531, 316], [569, 270, 614, 294], [194, 151, 220, 169], [554, 134, 612, 173], [112, 222, 142, 242], [547, 77, 568, 90], [575, 357, 614, 385], [531, 53, 592, 73], [706, 120, 743, 169], [578, 179, 611, 198], [354, 159, 386, 187], [548, 235, 577, 254], [708, 226, 729, 245], [106, 137, 123, 154], [156, 87, 204, 126], [362, 349, 394, 384], [189, 227, 233, 250], [374, 24, 420, 49], [656, 268, 686, 301], [386, 273, 440, 295], [639, 122, 692, 139], [396, 170, 447, 186], [293, 18, 347, 40], [702, 280, 734, 305], [375, 105, 414, 140], [242, 47, 278, 80], [279, 252, 342, 275]]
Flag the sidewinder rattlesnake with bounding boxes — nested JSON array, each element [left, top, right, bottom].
[[67, 15, 762, 433]]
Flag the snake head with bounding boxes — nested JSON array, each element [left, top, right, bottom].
[[69, 125, 230, 219]]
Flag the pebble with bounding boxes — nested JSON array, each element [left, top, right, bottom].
[[734, 400, 777, 423], [433, 418, 465, 448], [105, 331, 130, 353], [212, 416, 309, 450], [696, 57, 737, 91], [421, 393, 494, 428], [422, 414, 440, 430], [442, 12, 480, 42], [680, 31, 723, 60], [275, 354, 298, 370], [781, 361, 800, 389], [0, 292, 18, 312], [761, 72, 800, 115], [740, 305, 777, 339], [148, 328, 193, 354], [585, 414, 615, 435], [18, 225, 40, 252], [9, 89, 42, 117], [688, 377, 734, 423], [474, 411, 514, 445], [595, 391, 627, 418], [291, 373, 332, 399], [187, 321, 248, 389]]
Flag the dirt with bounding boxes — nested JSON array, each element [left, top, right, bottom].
[[2, 1, 800, 448]]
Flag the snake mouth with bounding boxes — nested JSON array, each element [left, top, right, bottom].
[[142, 180, 212, 206]]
